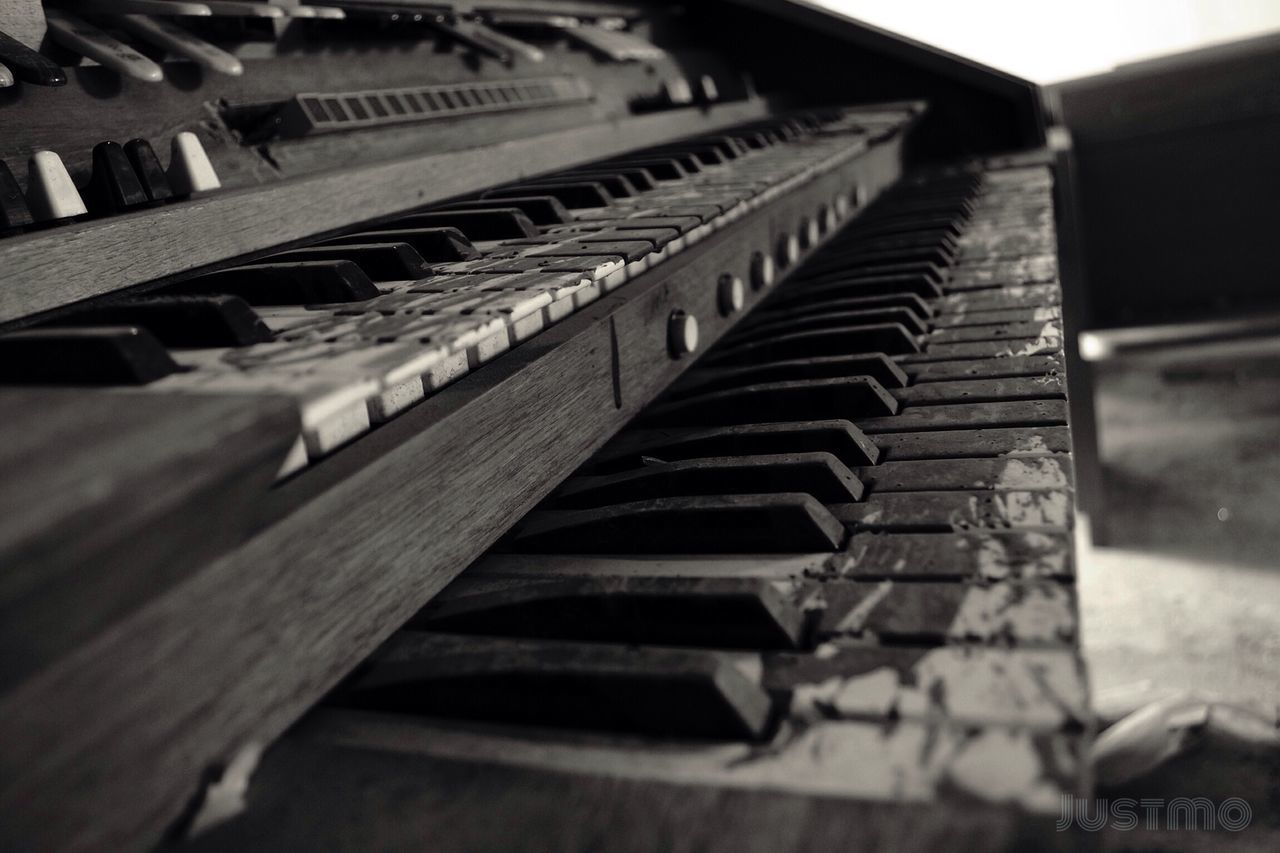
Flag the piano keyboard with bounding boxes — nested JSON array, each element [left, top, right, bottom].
[[184, 161, 1086, 849], [2, 105, 915, 478]]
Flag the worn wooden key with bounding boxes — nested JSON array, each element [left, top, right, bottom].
[[337, 632, 775, 739]]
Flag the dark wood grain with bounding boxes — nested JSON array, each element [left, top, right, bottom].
[[0, 132, 905, 853], [0, 389, 298, 692]]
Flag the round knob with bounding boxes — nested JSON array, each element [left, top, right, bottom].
[[749, 251, 775, 290], [668, 310, 699, 357], [776, 233, 799, 269], [717, 273, 745, 316]]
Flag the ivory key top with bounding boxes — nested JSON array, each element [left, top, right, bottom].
[[44, 10, 165, 83], [114, 16, 244, 76]]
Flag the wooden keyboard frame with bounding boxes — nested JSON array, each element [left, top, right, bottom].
[[0, 101, 769, 327], [0, 115, 912, 852]]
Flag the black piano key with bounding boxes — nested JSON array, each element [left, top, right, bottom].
[[858, 456, 1072, 493], [525, 172, 638, 198], [710, 323, 921, 364], [640, 145, 723, 168], [730, 307, 929, 342], [393, 210, 539, 240], [672, 353, 908, 398], [562, 167, 656, 192], [642, 377, 899, 428], [930, 321, 1063, 345], [56, 295, 273, 347], [755, 293, 935, 320], [422, 16, 510, 62], [645, 151, 701, 173], [705, 135, 750, 157], [326, 228, 479, 262], [895, 376, 1064, 406], [522, 239, 652, 263], [816, 579, 1075, 642], [932, 306, 1059, 329], [903, 339, 1062, 362], [844, 224, 960, 247], [85, 141, 150, 215], [801, 260, 946, 286], [0, 161, 33, 231], [604, 158, 687, 180], [413, 575, 808, 650], [0, 326, 179, 385], [552, 452, 864, 508], [856, 400, 1069, 435], [434, 196, 571, 226], [338, 632, 775, 740], [904, 355, 1064, 383], [171, 261, 380, 305], [483, 182, 613, 209], [269, 243, 432, 281], [810, 245, 956, 269], [830, 531, 1074, 581], [654, 204, 724, 223], [567, 215, 701, 235], [590, 421, 880, 472], [122, 139, 174, 204], [832, 490, 1074, 533], [771, 275, 943, 303], [874, 426, 1074, 461], [554, 227, 678, 249], [0, 28, 67, 86], [511, 494, 847, 554]]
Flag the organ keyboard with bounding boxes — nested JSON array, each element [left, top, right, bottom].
[[0, 2, 1084, 851]]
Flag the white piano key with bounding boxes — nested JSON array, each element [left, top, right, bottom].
[[303, 6, 346, 19], [114, 15, 244, 76], [425, 350, 470, 390], [25, 151, 87, 221], [45, 10, 165, 82], [73, 0, 213, 16], [168, 131, 221, 194], [458, 19, 544, 62], [201, 1, 285, 18]]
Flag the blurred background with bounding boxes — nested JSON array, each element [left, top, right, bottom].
[[816, 0, 1280, 82]]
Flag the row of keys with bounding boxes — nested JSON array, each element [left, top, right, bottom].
[[349, 165, 1076, 731], [0, 133, 220, 231], [181, 161, 1085, 849], [1, 106, 917, 478], [0, 3, 670, 90]]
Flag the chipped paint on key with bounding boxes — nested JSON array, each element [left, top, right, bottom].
[[947, 581, 1076, 644], [828, 531, 1072, 580], [786, 646, 1086, 728], [722, 721, 1074, 812]]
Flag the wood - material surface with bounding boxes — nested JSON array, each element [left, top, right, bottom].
[[0, 129, 905, 853], [0, 388, 298, 692]]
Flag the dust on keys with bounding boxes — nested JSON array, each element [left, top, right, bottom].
[[185, 163, 1088, 852]]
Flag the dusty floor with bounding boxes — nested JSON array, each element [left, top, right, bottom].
[[1080, 347, 1280, 711], [1075, 350, 1280, 850]]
